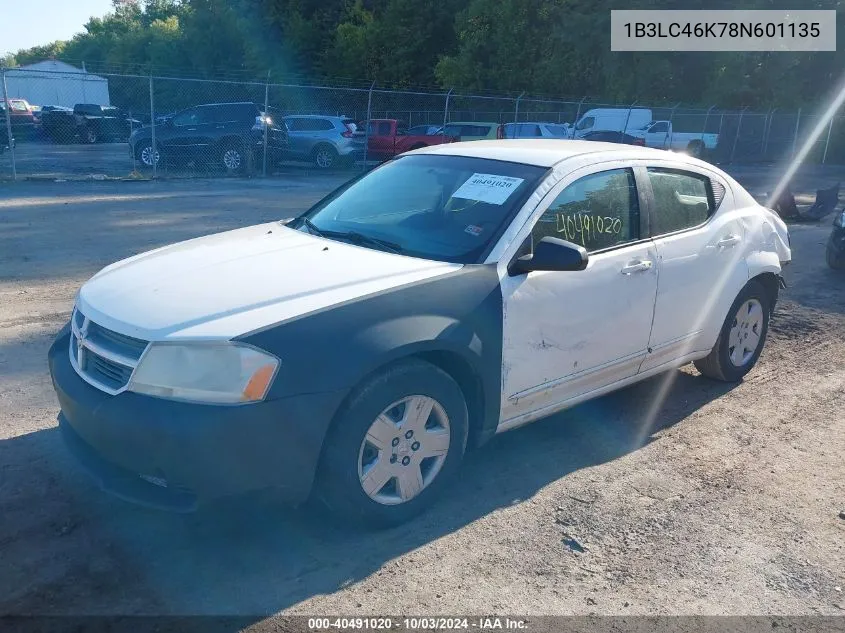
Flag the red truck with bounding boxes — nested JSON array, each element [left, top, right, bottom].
[[358, 119, 456, 160]]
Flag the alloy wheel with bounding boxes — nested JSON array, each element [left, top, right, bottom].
[[140, 146, 159, 166], [223, 148, 242, 170]]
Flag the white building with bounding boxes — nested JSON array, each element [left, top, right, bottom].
[[4, 60, 110, 108]]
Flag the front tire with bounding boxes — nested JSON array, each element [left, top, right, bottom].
[[220, 142, 247, 174], [694, 280, 771, 382], [314, 359, 468, 528], [135, 142, 160, 168]]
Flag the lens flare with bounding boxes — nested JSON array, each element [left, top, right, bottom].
[[633, 74, 845, 448]]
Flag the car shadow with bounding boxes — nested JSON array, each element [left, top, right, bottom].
[[0, 367, 735, 620]]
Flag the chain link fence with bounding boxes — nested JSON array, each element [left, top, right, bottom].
[[2, 66, 845, 182]]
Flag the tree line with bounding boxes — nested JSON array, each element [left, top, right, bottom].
[[4, 0, 844, 109]]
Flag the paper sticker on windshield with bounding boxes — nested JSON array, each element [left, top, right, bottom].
[[452, 173, 525, 205], [465, 224, 484, 236]]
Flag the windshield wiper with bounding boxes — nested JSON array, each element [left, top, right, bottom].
[[302, 217, 324, 236], [326, 230, 403, 254], [300, 217, 403, 254]]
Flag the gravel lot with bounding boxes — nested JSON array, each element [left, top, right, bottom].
[[0, 166, 843, 623]]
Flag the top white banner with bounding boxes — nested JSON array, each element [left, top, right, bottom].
[[610, 10, 836, 51]]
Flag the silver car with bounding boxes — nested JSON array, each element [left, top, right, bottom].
[[283, 115, 364, 168], [503, 122, 572, 139]]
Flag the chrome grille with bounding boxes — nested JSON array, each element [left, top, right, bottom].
[[69, 308, 148, 395]]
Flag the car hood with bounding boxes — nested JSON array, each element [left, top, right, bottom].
[[76, 222, 461, 341]]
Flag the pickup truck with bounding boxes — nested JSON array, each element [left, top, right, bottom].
[[41, 104, 141, 144], [358, 119, 456, 160], [628, 120, 718, 157]]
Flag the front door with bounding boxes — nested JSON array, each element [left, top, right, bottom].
[[166, 106, 214, 159], [499, 166, 658, 426]]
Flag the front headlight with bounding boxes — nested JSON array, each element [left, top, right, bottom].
[[128, 342, 279, 404], [835, 210, 845, 228]]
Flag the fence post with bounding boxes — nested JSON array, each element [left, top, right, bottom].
[[573, 96, 587, 135], [762, 108, 777, 158], [443, 88, 452, 129], [2, 67, 17, 180], [822, 115, 834, 164], [149, 74, 156, 179], [730, 106, 748, 163], [759, 108, 772, 160], [791, 108, 802, 159], [667, 102, 681, 149], [701, 105, 715, 136], [364, 80, 375, 168], [622, 100, 638, 135], [513, 92, 525, 134], [263, 70, 270, 178]]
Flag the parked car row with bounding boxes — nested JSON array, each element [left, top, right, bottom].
[[2, 98, 720, 169]]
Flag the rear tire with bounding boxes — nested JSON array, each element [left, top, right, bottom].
[[83, 126, 98, 144], [312, 144, 338, 169], [687, 140, 704, 158], [314, 359, 468, 528], [694, 280, 771, 382]]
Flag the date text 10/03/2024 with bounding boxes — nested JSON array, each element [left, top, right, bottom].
[[308, 617, 529, 630]]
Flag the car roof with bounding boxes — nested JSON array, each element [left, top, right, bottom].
[[445, 121, 499, 126], [413, 139, 692, 168], [284, 114, 346, 119]]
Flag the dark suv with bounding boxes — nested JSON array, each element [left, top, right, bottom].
[[129, 102, 288, 173]]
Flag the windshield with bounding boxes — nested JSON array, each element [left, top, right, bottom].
[[292, 154, 546, 264]]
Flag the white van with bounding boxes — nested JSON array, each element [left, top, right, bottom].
[[571, 108, 653, 138]]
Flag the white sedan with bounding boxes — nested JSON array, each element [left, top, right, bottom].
[[48, 140, 791, 526]]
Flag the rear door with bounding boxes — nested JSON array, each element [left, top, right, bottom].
[[639, 165, 746, 372]]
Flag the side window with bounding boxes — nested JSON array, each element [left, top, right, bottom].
[[650, 122, 669, 133], [315, 118, 335, 131], [575, 116, 595, 131], [647, 168, 714, 235], [532, 168, 640, 252], [172, 108, 211, 126], [378, 121, 392, 135], [214, 104, 256, 123]]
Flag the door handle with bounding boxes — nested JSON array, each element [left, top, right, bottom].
[[710, 234, 742, 249], [620, 259, 653, 275]]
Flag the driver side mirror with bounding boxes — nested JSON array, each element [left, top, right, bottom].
[[508, 236, 589, 276]]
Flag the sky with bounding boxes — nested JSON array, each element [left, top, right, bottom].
[[1, 0, 115, 57]]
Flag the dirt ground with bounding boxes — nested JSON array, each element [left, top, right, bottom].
[[0, 165, 843, 624]]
